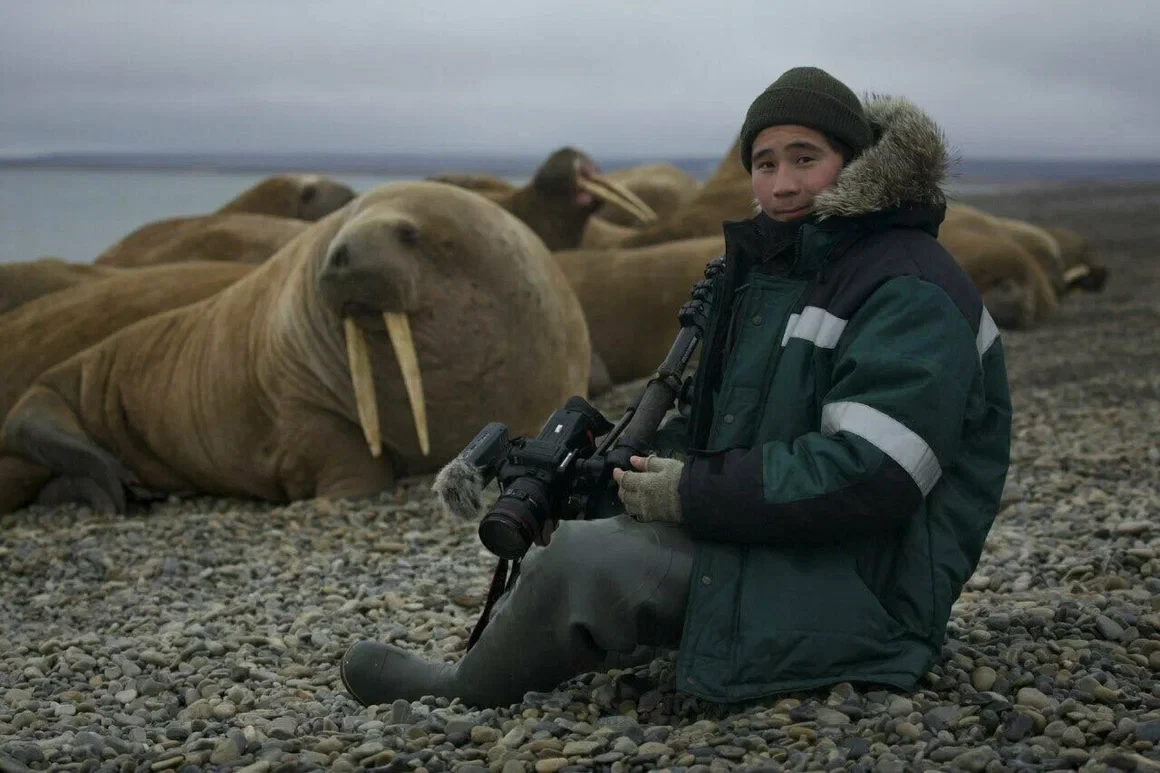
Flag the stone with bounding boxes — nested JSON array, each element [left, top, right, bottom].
[[972, 666, 998, 692], [471, 726, 500, 744], [951, 747, 997, 772], [1136, 720, 1160, 743], [1060, 726, 1086, 747], [1015, 687, 1053, 711], [535, 760, 569, 773]]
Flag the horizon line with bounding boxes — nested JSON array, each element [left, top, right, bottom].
[[3, 150, 1160, 164]]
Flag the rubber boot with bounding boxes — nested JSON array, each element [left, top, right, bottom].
[[340, 514, 695, 708]]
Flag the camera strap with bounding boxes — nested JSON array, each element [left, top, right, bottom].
[[465, 556, 522, 651]]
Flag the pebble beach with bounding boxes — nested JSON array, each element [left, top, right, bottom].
[[2, 181, 1158, 772]]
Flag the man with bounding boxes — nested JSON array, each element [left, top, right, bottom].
[[339, 66, 1012, 709]]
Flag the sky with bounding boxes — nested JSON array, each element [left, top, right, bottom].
[[1, 0, 1158, 161]]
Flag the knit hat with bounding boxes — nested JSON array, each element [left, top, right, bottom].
[[739, 66, 873, 172]]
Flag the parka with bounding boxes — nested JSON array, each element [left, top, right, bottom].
[[663, 95, 1013, 702]]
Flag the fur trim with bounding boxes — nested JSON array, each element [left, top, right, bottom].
[[811, 94, 957, 220]]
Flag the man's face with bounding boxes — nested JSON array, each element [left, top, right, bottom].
[[750, 124, 845, 221]]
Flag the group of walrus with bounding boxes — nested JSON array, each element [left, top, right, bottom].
[[0, 139, 1108, 516]]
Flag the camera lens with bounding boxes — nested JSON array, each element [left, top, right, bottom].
[[478, 509, 535, 560], [478, 478, 548, 560]]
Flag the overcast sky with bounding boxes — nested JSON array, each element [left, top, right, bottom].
[[2, 0, 1157, 160]]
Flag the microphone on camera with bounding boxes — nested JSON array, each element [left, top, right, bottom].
[[432, 455, 486, 520]]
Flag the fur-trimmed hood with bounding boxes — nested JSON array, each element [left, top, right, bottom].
[[752, 95, 956, 222], [814, 94, 955, 219]]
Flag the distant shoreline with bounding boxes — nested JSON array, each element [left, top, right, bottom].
[[3, 153, 1160, 184]]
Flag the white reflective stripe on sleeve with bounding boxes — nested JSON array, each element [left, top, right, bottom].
[[977, 307, 999, 360], [821, 401, 943, 496], [781, 306, 848, 348]]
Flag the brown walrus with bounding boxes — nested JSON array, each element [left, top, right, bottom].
[[944, 203, 1106, 296], [937, 221, 1057, 330], [476, 147, 659, 250], [93, 212, 309, 267], [0, 257, 122, 315], [216, 173, 358, 221], [554, 236, 725, 385], [593, 162, 700, 227], [0, 181, 591, 514], [0, 261, 255, 427]]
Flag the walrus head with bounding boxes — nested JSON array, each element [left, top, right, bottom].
[[530, 148, 658, 225], [316, 207, 430, 460], [1042, 226, 1109, 294], [306, 180, 591, 473], [217, 174, 358, 222], [296, 175, 358, 221]]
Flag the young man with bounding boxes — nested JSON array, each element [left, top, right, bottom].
[[339, 66, 1012, 709]]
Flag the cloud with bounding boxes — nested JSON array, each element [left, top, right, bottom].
[[1, 0, 1157, 158]]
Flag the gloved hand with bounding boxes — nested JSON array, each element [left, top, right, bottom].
[[612, 455, 684, 524]]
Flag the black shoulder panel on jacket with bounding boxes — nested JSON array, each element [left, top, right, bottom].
[[800, 230, 985, 335]]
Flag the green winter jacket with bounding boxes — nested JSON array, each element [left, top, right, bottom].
[[662, 96, 1013, 702]]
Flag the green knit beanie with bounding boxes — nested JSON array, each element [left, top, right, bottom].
[[739, 66, 874, 172]]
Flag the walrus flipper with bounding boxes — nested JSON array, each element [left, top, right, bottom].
[[0, 457, 54, 515], [1, 386, 139, 514]]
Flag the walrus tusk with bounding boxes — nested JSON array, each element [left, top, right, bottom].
[[601, 178, 659, 224], [344, 317, 382, 459], [576, 176, 658, 225], [382, 311, 430, 457], [1063, 264, 1092, 285]]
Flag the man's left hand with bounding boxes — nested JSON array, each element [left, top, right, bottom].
[[612, 455, 684, 524]]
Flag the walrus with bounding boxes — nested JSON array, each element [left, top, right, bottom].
[[216, 174, 358, 221], [93, 212, 309, 267], [483, 147, 658, 250], [937, 221, 1057, 330], [1041, 225, 1109, 293], [944, 203, 1105, 296], [425, 172, 516, 198], [992, 216, 1070, 295], [611, 138, 755, 249], [554, 236, 725, 386], [593, 162, 700, 227], [0, 261, 255, 427], [0, 181, 591, 514], [944, 203, 1069, 294], [0, 257, 122, 315]]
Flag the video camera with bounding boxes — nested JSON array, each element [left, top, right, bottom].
[[433, 255, 724, 561]]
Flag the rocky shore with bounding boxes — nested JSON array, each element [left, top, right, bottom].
[[2, 182, 1158, 772]]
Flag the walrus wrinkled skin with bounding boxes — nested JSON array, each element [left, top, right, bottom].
[[0, 181, 591, 515], [485, 147, 658, 250], [593, 163, 700, 227], [216, 174, 357, 221], [93, 212, 309, 267], [0, 261, 255, 514], [0, 257, 122, 315], [554, 236, 724, 385], [0, 261, 255, 427], [937, 220, 1056, 330]]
